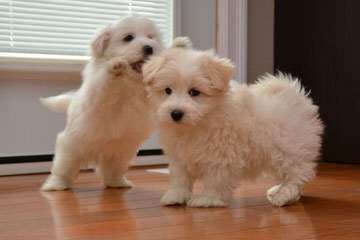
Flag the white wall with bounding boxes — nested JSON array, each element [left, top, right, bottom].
[[180, 0, 216, 50], [0, 67, 167, 158], [0, 69, 80, 157], [0, 0, 217, 160]]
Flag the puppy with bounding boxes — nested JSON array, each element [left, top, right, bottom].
[[143, 47, 324, 207], [41, 15, 163, 190]]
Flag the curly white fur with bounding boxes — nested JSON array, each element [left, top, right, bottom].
[[143, 48, 324, 207], [41, 15, 163, 191]]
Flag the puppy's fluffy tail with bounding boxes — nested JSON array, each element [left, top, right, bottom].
[[40, 91, 75, 112], [256, 72, 307, 98]]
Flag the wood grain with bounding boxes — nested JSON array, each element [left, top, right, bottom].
[[0, 163, 359, 240]]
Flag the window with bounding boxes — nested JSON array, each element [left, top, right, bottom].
[[0, 0, 173, 61]]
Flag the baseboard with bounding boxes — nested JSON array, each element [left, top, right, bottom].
[[0, 150, 167, 176], [0, 149, 164, 164]]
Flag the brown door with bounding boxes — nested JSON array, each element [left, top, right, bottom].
[[275, 0, 360, 163]]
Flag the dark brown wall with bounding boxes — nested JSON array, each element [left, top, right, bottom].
[[275, 0, 360, 163]]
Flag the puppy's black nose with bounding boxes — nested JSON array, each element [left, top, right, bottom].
[[143, 45, 153, 55], [171, 109, 184, 122]]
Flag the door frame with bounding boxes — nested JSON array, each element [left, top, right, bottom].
[[216, 0, 248, 83]]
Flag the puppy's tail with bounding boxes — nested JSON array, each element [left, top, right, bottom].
[[39, 91, 75, 112], [256, 72, 307, 97], [172, 36, 193, 49]]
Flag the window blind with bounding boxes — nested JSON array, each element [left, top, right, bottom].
[[0, 0, 173, 58]]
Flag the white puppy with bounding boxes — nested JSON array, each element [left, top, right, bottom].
[[143, 47, 324, 207], [41, 15, 163, 190]]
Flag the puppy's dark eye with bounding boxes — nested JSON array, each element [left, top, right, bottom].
[[123, 34, 134, 42], [189, 88, 200, 97], [165, 87, 172, 95]]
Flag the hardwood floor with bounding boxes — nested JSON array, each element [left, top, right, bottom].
[[0, 162, 359, 240]]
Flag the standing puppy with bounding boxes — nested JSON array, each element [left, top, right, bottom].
[[41, 16, 162, 190], [143, 48, 324, 207]]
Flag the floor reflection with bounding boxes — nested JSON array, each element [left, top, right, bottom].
[[152, 199, 317, 239], [41, 187, 139, 240]]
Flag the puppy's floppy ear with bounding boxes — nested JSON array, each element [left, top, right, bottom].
[[143, 56, 167, 86], [91, 26, 112, 58], [200, 51, 234, 93]]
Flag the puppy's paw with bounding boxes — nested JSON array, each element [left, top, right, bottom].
[[103, 176, 134, 188], [187, 196, 229, 208], [267, 184, 301, 206], [161, 189, 191, 206], [107, 57, 128, 76], [41, 175, 71, 191], [172, 36, 193, 49]]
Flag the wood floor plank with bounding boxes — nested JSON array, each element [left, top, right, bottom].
[[0, 163, 359, 240]]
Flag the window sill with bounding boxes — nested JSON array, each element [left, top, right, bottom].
[[0, 52, 89, 72]]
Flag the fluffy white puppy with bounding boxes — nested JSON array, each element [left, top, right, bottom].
[[41, 15, 163, 190], [143, 47, 324, 207]]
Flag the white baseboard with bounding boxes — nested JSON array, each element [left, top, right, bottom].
[[0, 155, 168, 176], [0, 161, 53, 176], [131, 155, 168, 167]]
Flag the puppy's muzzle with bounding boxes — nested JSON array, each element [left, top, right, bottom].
[[171, 109, 184, 122]]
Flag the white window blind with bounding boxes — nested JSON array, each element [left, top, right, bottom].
[[0, 0, 173, 59]]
